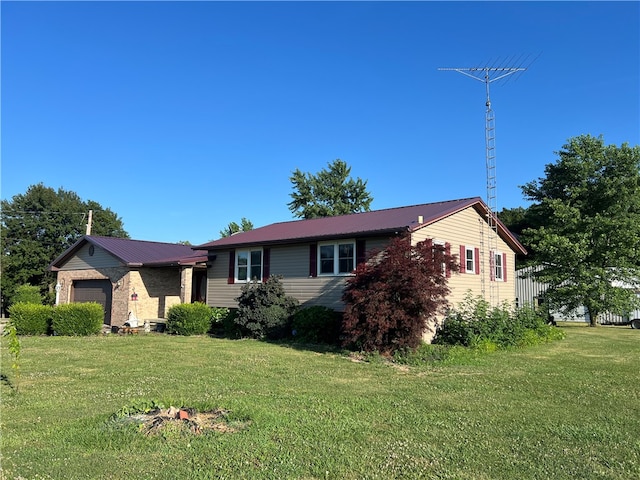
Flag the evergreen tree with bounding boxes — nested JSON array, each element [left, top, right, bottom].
[[219, 217, 254, 238], [288, 159, 373, 219]]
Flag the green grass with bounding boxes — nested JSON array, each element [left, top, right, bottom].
[[1, 324, 639, 479]]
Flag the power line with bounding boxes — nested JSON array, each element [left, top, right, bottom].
[[0, 211, 88, 216]]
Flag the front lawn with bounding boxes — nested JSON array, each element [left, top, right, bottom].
[[1, 325, 638, 479]]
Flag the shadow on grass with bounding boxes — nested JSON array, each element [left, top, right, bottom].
[[1, 372, 14, 390], [265, 339, 345, 355], [207, 326, 346, 355]]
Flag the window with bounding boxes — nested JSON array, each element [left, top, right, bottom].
[[236, 249, 263, 282], [492, 251, 507, 282], [318, 241, 355, 275], [494, 252, 503, 280], [433, 240, 447, 275], [466, 248, 475, 273], [460, 245, 479, 274]]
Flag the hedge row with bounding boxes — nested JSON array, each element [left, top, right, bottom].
[[7, 302, 104, 336], [7, 303, 52, 335], [165, 303, 229, 336]]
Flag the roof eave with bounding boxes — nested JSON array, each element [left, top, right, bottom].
[[48, 236, 89, 270], [203, 227, 410, 250], [469, 203, 528, 255]]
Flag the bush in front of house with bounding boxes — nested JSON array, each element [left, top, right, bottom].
[[166, 303, 227, 336], [7, 303, 53, 335], [433, 294, 564, 349], [166, 303, 212, 336], [234, 276, 299, 340], [209, 306, 231, 332], [341, 236, 457, 354], [11, 284, 44, 306], [52, 302, 104, 336], [291, 306, 341, 344]]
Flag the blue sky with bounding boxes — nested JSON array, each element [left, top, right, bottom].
[[2, 1, 639, 245]]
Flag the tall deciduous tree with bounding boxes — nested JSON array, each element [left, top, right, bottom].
[[521, 135, 640, 326], [288, 159, 373, 219], [497, 204, 546, 266], [1, 183, 128, 308], [342, 235, 458, 353], [219, 217, 254, 238]]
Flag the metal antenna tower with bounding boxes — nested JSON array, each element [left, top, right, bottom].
[[439, 65, 526, 306]]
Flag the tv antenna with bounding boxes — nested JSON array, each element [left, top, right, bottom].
[[438, 62, 527, 305]]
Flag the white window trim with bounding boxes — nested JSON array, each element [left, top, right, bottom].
[[235, 248, 263, 283], [493, 251, 505, 282], [465, 247, 476, 274], [318, 240, 356, 276]]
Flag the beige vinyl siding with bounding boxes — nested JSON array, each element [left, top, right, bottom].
[[413, 206, 517, 309], [207, 250, 243, 308], [270, 244, 308, 277], [59, 243, 121, 270], [364, 237, 391, 254], [206, 238, 390, 311]]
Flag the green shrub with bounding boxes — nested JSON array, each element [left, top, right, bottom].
[[166, 303, 220, 336], [434, 293, 564, 349], [209, 306, 230, 332], [219, 309, 243, 339], [12, 284, 43, 305], [3, 321, 22, 392], [291, 306, 341, 344], [234, 276, 299, 339], [8, 303, 53, 335], [52, 303, 104, 336], [393, 343, 452, 365]]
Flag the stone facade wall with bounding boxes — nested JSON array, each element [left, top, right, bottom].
[[127, 267, 182, 320]]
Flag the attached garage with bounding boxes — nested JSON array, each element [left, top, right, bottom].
[[50, 236, 208, 327], [72, 280, 112, 325]]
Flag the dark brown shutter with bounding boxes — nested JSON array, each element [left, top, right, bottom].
[[502, 253, 507, 282], [309, 243, 317, 277], [459, 245, 466, 273], [262, 248, 270, 282], [474, 248, 480, 275], [356, 239, 366, 267], [227, 250, 235, 284]]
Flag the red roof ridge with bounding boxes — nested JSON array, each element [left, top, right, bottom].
[[195, 197, 494, 250]]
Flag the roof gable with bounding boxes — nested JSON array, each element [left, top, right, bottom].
[[197, 197, 527, 255], [50, 236, 208, 270]]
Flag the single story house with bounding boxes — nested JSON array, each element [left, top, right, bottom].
[[195, 197, 527, 324], [49, 236, 208, 326]]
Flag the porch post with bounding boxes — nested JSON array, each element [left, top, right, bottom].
[[180, 266, 193, 304]]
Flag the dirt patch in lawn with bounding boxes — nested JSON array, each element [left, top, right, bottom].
[[111, 406, 250, 436]]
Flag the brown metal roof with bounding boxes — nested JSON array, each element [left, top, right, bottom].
[[50, 236, 208, 270], [196, 197, 527, 255]]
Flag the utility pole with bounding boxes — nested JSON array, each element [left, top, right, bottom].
[[439, 65, 526, 306], [86, 210, 93, 235]]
